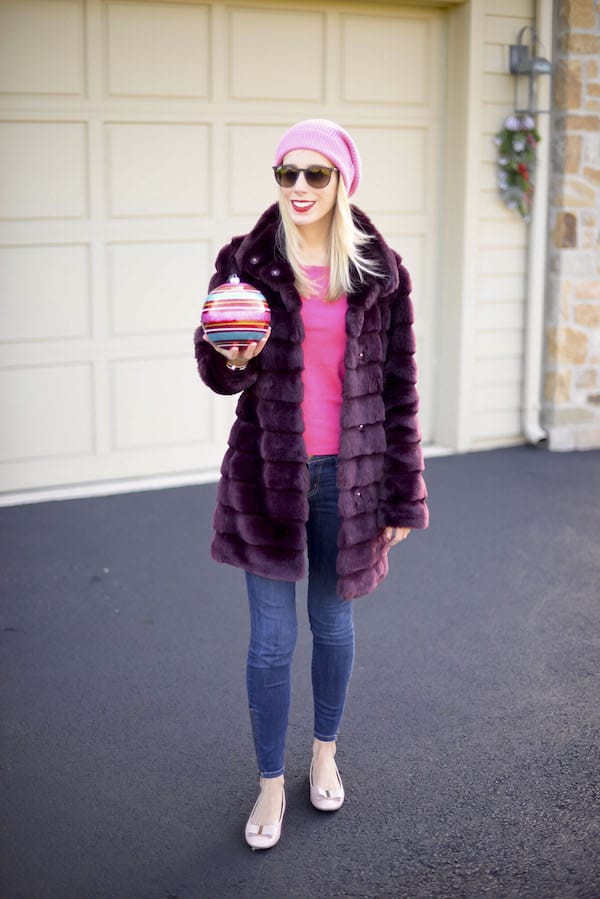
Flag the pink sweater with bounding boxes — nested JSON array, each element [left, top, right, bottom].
[[300, 267, 348, 455]]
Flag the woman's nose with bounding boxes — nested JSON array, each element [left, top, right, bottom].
[[292, 171, 309, 191]]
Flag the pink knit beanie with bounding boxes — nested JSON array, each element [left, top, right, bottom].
[[274, 119, 361, 196]]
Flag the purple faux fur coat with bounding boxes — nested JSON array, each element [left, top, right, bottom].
[[194, 203, 428, 600]]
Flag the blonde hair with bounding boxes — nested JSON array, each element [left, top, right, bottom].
[[276, 177, 381, 301]]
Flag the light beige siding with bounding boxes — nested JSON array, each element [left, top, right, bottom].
[[470, 0, 535, 448]]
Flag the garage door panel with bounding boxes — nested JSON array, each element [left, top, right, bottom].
[[0, 363, 94, 461], [228, 124, 282, 215], [0, 121, 88, 220], [106, 123, 210, 217], [228, 8, 325, 102], [341, 13, 432, 107], [0, 0, 85, 97], [353, 126, 428, 214], [0, 244, 91, 341], [108, 240, 210, 336], [106, 1, 210, 98], [111, 357, 210, 450]]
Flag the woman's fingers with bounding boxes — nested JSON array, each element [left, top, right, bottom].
[[383, 526, 411, 547], [203, 327, 271, 363]]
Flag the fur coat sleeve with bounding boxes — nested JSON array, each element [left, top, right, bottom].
[[377, 256, 428, 530]]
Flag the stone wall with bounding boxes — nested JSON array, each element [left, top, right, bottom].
[[544, 0, 600, 449]]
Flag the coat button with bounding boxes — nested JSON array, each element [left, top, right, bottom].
[[358, 351, 365, 359], [250, 256, 259, 265], [271, 268, 280, 277], [356, 490, 361, 497], [358, 424, 364, 431]]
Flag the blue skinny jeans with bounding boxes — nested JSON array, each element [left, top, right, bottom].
[[245, 455, 355, 778]]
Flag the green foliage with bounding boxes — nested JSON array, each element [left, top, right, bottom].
[[495, 115, 541, 222]]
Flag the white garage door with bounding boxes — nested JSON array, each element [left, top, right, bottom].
[[0, 0, 443, 495]]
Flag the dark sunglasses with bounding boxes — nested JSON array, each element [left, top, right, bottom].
[[273, 165, 338, 189]]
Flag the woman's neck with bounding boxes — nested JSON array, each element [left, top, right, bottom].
[[297, 217, 331, 267], [300, 247, 329, 267]]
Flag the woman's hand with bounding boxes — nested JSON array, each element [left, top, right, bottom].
[[383, 526, 411, 547], [203, 327, 271, 368]]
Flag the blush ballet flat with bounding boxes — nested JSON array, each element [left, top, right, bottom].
[[245, 783, 286, 850], [309, 757, 345, 812]]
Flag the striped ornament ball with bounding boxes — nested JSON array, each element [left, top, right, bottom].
[[201, 276, 271, 351]]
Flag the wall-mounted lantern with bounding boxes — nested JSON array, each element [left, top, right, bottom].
[[509, 26, 552, 116]]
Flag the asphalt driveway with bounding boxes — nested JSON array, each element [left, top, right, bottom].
[[1, 446, 599, 898]]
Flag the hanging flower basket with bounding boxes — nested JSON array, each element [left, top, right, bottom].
[[495, 114, 541, 222]]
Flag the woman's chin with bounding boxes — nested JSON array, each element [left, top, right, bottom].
[[289, 208, 318, 227], [288, 205, 333, 231]]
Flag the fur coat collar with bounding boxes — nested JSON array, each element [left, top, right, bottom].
[[231, 203, 400, 306]]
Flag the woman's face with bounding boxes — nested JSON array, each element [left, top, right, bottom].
[[279, 149, 339, 231]]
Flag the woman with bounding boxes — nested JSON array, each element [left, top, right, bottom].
[[194, 119, 428, 850]]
